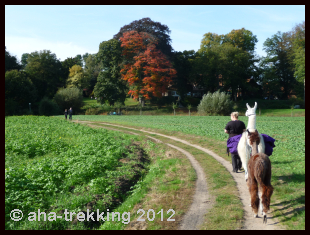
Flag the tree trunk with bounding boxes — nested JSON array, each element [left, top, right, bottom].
[[304, 79, 305, 106], [139, 97, 145, 107]]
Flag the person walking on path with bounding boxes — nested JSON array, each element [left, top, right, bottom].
[[224, 112, 246, 173], [68, 107, 73, 121], [64, 109, 68, 120]]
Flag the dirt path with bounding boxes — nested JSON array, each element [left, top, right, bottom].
[[146, 136, 212, 230], [74, 120, 283, 230]]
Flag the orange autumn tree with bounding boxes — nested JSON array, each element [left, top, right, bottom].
[[120, 31, 176, 105]]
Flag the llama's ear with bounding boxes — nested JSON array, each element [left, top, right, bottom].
[[254, 102, 257, 110], [246, 103, 250, 109]]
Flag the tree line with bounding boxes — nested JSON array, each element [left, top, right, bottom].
[[5, 18, 305, 115]]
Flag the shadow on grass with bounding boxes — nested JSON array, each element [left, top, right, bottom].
[[272, 195, 305, 222], [276, 173, 305, 184]]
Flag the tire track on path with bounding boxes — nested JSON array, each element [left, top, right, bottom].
[[75, 120, 283, 230], [146, 136, 212, 230]]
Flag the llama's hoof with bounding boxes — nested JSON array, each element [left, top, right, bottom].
[[254, 214, 258, 218], [263, 215, 267, 224]]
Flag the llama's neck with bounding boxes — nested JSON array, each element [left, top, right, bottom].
[[247, 115, 256, 131], [250, 141, 259, 156]]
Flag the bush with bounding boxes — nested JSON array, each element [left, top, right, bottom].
[[197, 90, 233, 116], [53, 87, 84, 112], [39, 97, 60, 116], [85, 108, 100, 115]]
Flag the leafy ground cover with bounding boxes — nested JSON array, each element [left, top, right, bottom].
[[5, 116, 154, 230], [69, 115, 305, 229]]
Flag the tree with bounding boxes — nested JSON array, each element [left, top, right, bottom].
[[53, 87, 84, 112], [224, 28, 258, 54], [74, 54, 83, 67], [66, 65, 86, 89], [257, 59, 283, 99], [5, 70, 37, 115], [197, 29, 257, 100], [94, 71, 127, 106], [94, 39, 127, 106], [262, 31, 295, 99], [21, 53, 30, 69], [24, 50, 63, 100], [120, 31, 176, 106], [216, 43, 254, 101], [286, 21, 305, 102], [5, 46, 21, 73], [61, 57, 81, 82], [293, 47, 305, 101], [83, 53, 100, 91], [171, 50, 196, 99], [114, 17, 173, 58], [82, 52, 90, 67], [199, 32, 225, 51]]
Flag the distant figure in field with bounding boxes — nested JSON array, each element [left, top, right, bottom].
[[68, 107, 73, 121], [64, 109, 68, 120]]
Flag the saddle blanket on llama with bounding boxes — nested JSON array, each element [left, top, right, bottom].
[[227, 134, 276, 156]]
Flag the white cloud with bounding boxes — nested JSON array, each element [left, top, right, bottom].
[[5, 36, 97, 61]]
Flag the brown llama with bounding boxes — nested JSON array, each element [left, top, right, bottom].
[[246, 130, 274, 224]]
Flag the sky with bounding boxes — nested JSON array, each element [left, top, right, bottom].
[[5, 5, 305, 62]]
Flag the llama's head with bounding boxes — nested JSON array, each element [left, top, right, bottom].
[[246, 130, 260, 156], [245, 102, 257, 117], [247, 129, 260, 146]]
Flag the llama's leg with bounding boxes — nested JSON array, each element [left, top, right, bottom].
[[237, 133, 248, 181], [259, 191, 263, 215], [257, 159, 273, 224], [248, 176, 259, 217], [261, 184, 274, 220], [251, 184, 259, 217], [244, 144, 251, 181]]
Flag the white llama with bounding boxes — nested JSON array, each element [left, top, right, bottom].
[[237, 102, 265, 181]]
